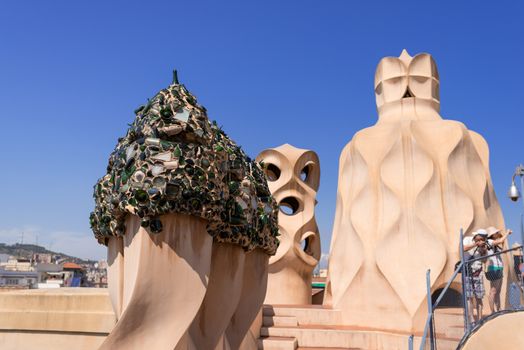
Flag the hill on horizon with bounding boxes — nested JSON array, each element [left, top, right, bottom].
[[0, 242, 97, 265]]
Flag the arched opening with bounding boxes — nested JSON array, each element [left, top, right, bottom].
[[300, 164, 310, 182], [301, 237, 308, 251], [431, 288, 463, 308], [279, 197, 300, 216], [301, 235, 315, 256], [265, 163, 281, 182], [403, 86, 414, 98]]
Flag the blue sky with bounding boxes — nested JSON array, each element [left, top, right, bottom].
[[0, 1, 522, 260]]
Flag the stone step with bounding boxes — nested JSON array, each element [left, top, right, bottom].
[[434, 308, 465, 323], [433, 313, 464, 327], [297, 347, 360, 350], [433, 308, 466, 340], [263, 305, 342, 325], [261, 325, 459, 350], [434, 337, 461, 350], [440, 325, 465, 339], [264, 315, 299, 327], [263, 304, 324, 315], [258, 336, 298, 350]]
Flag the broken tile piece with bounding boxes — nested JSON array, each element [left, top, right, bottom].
[[174, 108, 190, 123], [151, 151, 172, 162], [160, 124, 184, 136], [151, 165, 165, 176]]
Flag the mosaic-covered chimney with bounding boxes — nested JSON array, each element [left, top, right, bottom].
[[90, 72, 279, 349]]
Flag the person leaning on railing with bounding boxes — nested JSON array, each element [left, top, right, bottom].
[[513, 243, 524, 290], [485, 227, 511, 314], [462, 229, 490, 325]]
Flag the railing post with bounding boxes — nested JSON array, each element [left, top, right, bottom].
[[459, 228, 470, 332], [426, 269, 435, 350]]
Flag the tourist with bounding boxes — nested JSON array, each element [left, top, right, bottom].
[[485, 227, 511, 314], [462, 229, 489, 325], [512, 243, 524, 290]]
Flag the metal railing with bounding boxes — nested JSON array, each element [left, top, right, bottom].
[[415, 263, 463, 349], [409, 228, 524, 350], [461, 242, 524, 330]]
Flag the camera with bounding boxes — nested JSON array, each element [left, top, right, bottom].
[[508, 183, 520, 202]]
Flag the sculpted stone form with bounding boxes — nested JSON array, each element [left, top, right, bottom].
[[459, 311, 524, 350], [91, 74, 278, 349], [257, 144, 321, 304], [324, 50, 506, 332]]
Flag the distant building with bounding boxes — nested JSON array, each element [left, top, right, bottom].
[[36, 263, 64, 288], [85, 261, 108, 288], [0, 252, 107, 289], [2, 258, 33, 272], [97, 260, 108, 270], [33, 253, 52, 264], [0, 257, 37, 289], [62, 262, 85, 287], [0, 269, 38, 289]]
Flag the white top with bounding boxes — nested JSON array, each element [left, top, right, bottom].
[[487, 239, 503, 269], [463, 236, 484, 272]]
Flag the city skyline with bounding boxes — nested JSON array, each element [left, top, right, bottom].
[[1, 1, 523, 260]]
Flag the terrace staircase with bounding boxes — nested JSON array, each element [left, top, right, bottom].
[[258, 305, 465, 350]]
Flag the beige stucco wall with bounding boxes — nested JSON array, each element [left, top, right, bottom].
[[0, 288, 115, 350], [0, 332, 107, 350]]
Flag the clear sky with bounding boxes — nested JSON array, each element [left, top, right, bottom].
[[0, 1, 523, 260]]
